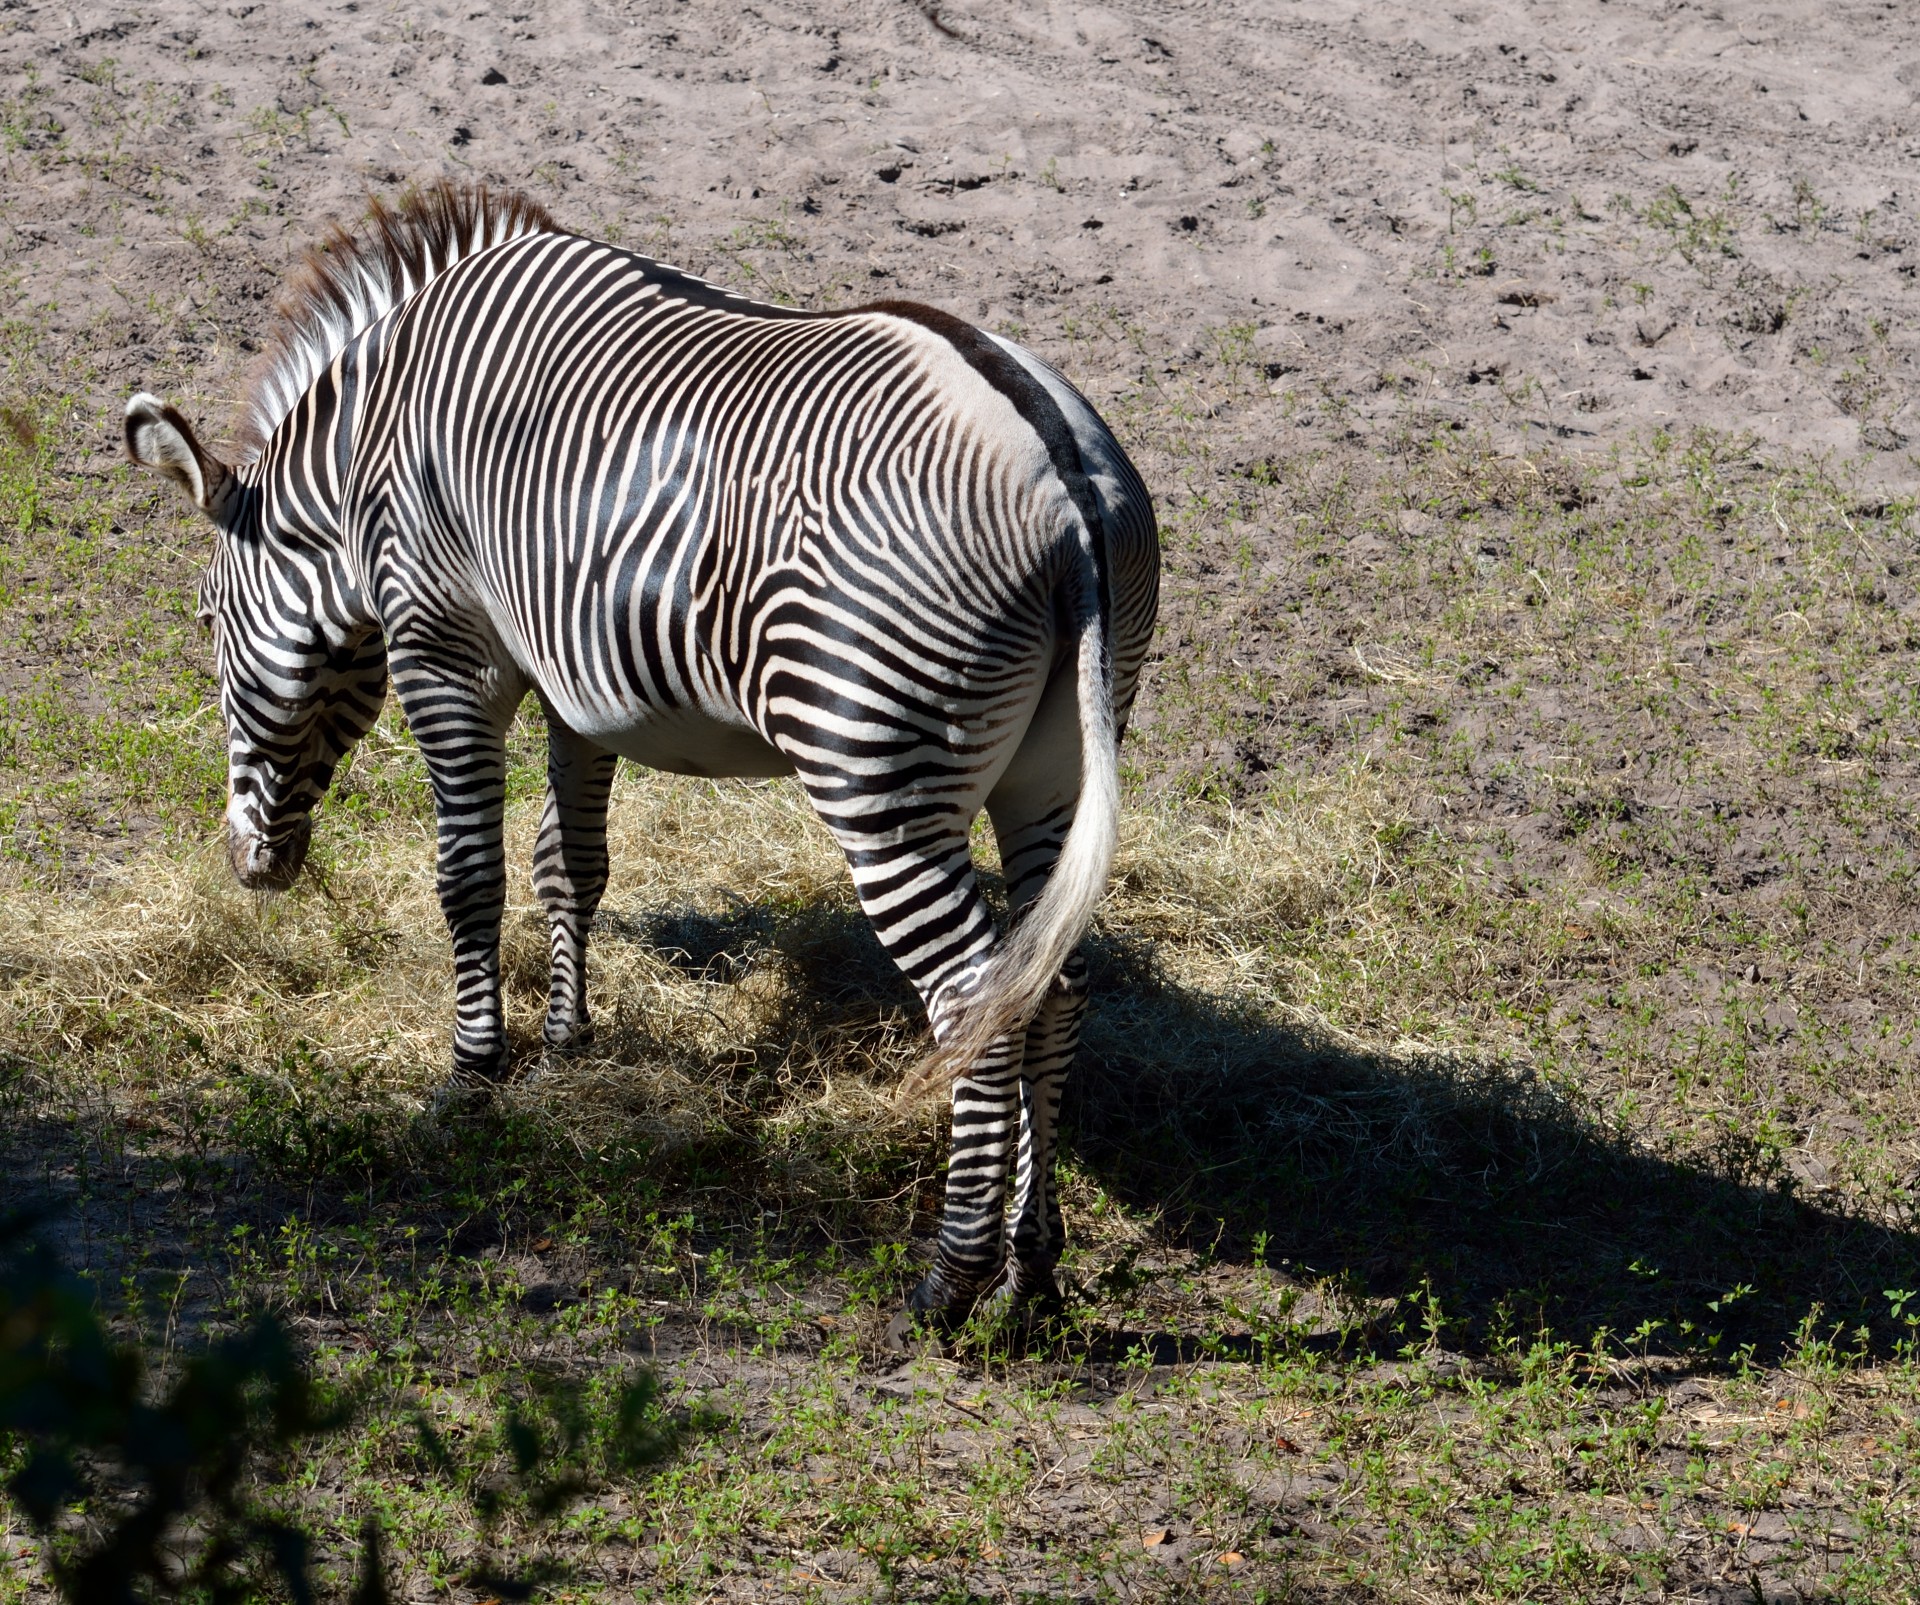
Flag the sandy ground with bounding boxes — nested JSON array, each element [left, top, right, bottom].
[[3, 0, 1917, 482]]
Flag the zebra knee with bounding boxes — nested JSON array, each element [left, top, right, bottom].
[[926, 961, 992, 1044]]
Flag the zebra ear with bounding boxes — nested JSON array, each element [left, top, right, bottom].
[[124, 393, 235, 523]]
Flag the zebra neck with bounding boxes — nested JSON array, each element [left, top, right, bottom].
[[228, 460, 375, 646]]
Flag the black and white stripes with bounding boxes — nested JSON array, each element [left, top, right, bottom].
[[126, 182, 1158, 1326]]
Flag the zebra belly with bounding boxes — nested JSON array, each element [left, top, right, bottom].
[[555, 695, 793, 779]]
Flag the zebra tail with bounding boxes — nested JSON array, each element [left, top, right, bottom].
[[905, 515, 1119, 1095]]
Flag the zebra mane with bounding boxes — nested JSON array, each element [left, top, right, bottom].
[[236, 179, 560, 458]]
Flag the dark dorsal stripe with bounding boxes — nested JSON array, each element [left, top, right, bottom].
[[855, 299, 1112, 644]]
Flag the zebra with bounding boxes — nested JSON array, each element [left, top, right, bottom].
[[125, 181, 1158, 1329]]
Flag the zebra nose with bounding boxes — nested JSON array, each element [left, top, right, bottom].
[[227, 813, 311, 892]]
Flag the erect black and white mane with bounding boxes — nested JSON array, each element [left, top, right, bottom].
[[236, 180, 559, 458]]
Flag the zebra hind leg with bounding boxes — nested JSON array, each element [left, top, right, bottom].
[[532, 720, 619, 1051], [909, 976, 1027, 1326], [987, 952, 1085, 1317], [981, 796, 1087, 1319], [799, 801, 1013, 1328]]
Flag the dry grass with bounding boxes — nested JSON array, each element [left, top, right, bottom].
[[15, 753, 1828, 1347], [0, 764, 1419, 1218]]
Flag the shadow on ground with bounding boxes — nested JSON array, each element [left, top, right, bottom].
[[8, 890, 1915, 1368], [1065, 932, 1920, 1362], [595, 897, 1920, 1361]]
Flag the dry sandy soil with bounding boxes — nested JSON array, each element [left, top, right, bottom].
[[6, 0, 1919, 477]]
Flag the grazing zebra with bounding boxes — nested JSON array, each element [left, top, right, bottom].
[[125, 181, 1158, 1328]]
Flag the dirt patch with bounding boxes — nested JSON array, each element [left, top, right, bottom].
[[3, 0, 1917, 471]]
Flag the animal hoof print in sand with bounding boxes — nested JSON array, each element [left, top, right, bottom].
[[884, 1308, 941, 1355]]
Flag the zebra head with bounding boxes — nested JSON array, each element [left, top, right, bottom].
[[125, 392, 387, 892]]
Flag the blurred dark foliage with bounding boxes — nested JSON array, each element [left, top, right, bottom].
[[0, 1214, 679, 1602], [0, 1212, 373, 1603]]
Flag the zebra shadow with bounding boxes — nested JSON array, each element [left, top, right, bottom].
[[587, 898, 1920, 1362], [1067, 932, 1920, 1362]]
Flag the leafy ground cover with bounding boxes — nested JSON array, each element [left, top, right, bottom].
[[1, 301, 1916, 1599]]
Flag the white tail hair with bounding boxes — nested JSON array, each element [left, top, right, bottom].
[[904, 514, 1118, 1093]]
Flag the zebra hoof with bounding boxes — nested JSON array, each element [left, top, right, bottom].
[[982, 1260, 1064, 1309], [884, 1302, 974, 1353], [419, 1079, 494, 1129], [423, 1049, 509, 1125], [541, 1014, 595, 1051], [977, 1267, 1068, 1338], [884, 1267, 989, 1350], [428, 1075, 499, 1113]]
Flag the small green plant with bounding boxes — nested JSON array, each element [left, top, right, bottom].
[[1886, 1287, 1919, 1355], [1790, 175, 1826, 233], [846, 1240, 911, 1309], [1644, 183, 1738, 270], [1443, 186, 1478, 231], [1208, 320, 1258, 385]]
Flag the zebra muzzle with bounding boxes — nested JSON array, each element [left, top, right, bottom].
[[228, 813, 311, 892]]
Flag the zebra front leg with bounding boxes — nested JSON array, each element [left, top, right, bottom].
[[532, 719, 618, 1050], [392, 651, 520, 1090]]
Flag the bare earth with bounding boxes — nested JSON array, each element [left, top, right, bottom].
[[7, 0, 1919, 476]]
